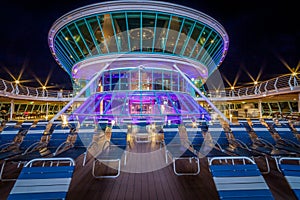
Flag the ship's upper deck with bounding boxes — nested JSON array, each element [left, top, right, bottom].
[[48, 0, 229, 80]]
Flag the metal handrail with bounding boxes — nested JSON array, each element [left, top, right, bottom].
[[0, 73, 299, 101]]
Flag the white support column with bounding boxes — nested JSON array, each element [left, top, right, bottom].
[[258, 99, 262, 119], [10, 100, 14, 121], [46, 102, 49, 120], [50, 64, 109, 123], [173, 64, 230, 124], [298, 93, 300, 113]]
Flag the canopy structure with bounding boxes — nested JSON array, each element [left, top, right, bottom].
[[69, 91, 210, 124]]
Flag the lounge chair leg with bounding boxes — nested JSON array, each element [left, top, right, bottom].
[[83, 152, 87, 166], [92, 159, 121, 178], [173, 157, 200, 176], [0, 160, 6, 181]]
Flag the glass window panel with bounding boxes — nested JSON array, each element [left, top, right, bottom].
[[163, 71, 171, 90], [174, 19, 193, 55], [90, 15, 108, 54], [172, 72, 179, 91], [102, 14, 118, 53], [153, 70, 162, 90], [290, 102, 298, 112], [76, 19, 96, 55], [279, 102, 290, 113], [153, 14, 170, 52], [127, 12, 141, 51], [130, 70, 139, 90], [165, 16, 182, 54], [183, 23, 202, 57], [141, 69, 152, 90], [60, 28, 83, 59], [112, 13, 128, 52], [209, 36, 222, 59], [191, 26, 206, 58], [103, 72, 111, 91], [142, 12, 156, 52], [56, 33, 78, 62], [68, 23, 89, 56], [120, 71, 130, 90]]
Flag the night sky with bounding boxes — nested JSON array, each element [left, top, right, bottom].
[[0, 0, 298, 90]]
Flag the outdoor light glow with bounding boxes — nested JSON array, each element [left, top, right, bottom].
[[254, 81, 258, 85], [15, 80, 20, 84], [62, 115, 68, 125], [42, 86, 47, 90], [292, 72, 297, 76], [231, 86, 234, 90]]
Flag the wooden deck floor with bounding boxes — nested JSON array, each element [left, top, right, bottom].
[[0, 140, 298, 200]]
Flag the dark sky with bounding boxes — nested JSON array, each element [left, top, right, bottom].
[[0, 0, 298, 90]]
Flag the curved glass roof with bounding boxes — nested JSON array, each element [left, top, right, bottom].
[[49, 1, 228, 79]]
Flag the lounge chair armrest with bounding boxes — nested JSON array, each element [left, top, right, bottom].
[[277, 138, 300, 148], [254, 138, 275, 148], [22, 142, 47, 155], [212, 140, 224, 151], [0, 142, 16, 152], [53, 141, 73, 156], [234, 139, 251, 150]]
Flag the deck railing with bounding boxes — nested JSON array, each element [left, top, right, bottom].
[[0, 73, 299, 101], [0, 79, 73, 100], [206, 74, 300, 99]]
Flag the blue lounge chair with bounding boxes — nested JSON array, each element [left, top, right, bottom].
[[0, 126, 22, 151], [185, 126, 204, 153], [237, 118, 251, 132], [54, 122, 102, 166], [273, 124, 300, 152], [162, 124, 200, 175], [252, 124, 295, 155], [20, 120, 34, 129], [92, 125, 128, 178], [204, 124, 233, 157], [229, 124, 264, 157], [8, 157, 75, 200], [277, 157, 300, 199], [0, 125, 47, 160], [0, 123, 73, 181], [209, 156, 274, 200]]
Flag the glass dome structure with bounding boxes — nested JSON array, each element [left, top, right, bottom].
[[48, 1, 229, 124], [48, 0, 229, 80]]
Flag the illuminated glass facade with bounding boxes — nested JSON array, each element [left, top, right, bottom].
[[69, 91, 210, 122], [48, 1, 229, 123], [53, 11, 224, 77], [49, 1, 229, 79], [97, 68, 194, 94]]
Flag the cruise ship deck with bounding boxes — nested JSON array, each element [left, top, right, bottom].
[[0, 1, 299, 200], [0, 131, 298, 200]]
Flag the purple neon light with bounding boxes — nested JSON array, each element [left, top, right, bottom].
[[69, 91, 210, 123]]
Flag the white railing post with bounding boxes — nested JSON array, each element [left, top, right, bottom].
[[274, 78, 278, 92], [288, 75, 293, 90], [3, 80, 7, 92], [26, 87, 30, 96], [264, 81, 268, 93], [10, 83, 15, 94]]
